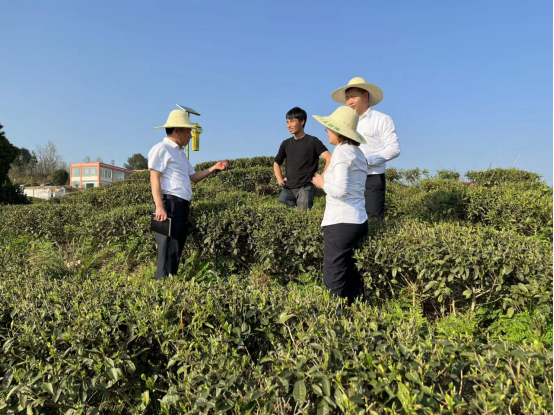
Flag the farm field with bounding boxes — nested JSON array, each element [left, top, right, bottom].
[[0, 157, 552, 414]]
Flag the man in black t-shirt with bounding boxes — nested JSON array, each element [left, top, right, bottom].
[[274, 107, 332, 210]]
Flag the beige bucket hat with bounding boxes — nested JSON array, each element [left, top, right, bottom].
[[313, 106, 366, 144], [331, 77, 383, 106], [154, 110, 195, 129]]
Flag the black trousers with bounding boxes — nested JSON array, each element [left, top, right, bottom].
[[365, 174, 386, 220], [323, 221, 368, 305], [155, 195, 190, 279]]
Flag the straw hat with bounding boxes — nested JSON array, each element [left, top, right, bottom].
[[313, 106, 366, 144], [154, 110, 195, 129], [331, 77, 383, 106]]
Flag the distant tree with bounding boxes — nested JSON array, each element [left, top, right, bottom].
[[124, 153, 148, 170], [94, 157, 103, 163], [110, 159, 115, 165], [52, 169, 69, 186], [0, 123, 28, 204], [36, 141, 65, 177], [13, 147, 32, 166], [83, 156, 91, 162], [0, 126, 18, 180]]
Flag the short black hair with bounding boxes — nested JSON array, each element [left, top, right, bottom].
[[286, 107, 307, 127], [166, 127, 190, 136]]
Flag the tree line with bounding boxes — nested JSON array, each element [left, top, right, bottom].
[[1, 122, 149, 204]]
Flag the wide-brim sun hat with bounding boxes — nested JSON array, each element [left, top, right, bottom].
[[154, 110, 195, 129], [331, 77, 383, 107], [313, 106, 366, 144]]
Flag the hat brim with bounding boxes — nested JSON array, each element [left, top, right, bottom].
[[313, 115, 367, 144], [331, 82, 383, 106], [154, 122, 195, 130]]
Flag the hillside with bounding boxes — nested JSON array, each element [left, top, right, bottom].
[[0, 157, 552, 414]]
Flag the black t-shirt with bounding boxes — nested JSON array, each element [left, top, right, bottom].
[[274, 134, 328, 189]]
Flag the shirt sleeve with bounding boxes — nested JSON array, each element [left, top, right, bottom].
[[148, 145, 170, 173], [187, 160, 196, 176], [274, 141, 287, 165], [314, 137, 329, 156], [323, 160, 351, 199], [366, 115, 401, 166]]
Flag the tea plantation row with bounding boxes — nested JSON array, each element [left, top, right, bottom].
[[0, 158, 552, 414]]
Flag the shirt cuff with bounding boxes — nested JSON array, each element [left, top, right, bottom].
[[366, 154, 380, 166]]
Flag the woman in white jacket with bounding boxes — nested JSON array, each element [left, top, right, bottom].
[[311, 106, 369, 305]]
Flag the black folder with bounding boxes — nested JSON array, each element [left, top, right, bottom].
[[150, 215, 172, 237]]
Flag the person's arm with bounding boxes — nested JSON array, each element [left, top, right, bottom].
[[366, 116, 400, 166], [273, 162, 286, 187], [148, 146, 169, 221], [150, 170, 167, 221], [189, 161, 229, 184], [315, 138, 331, 174], [274, 142, 287, 186], [320, 151, 332, 174], [312, 160, 350, 198]]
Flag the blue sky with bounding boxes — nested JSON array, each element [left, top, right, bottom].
[[1, 1, 552, 183]]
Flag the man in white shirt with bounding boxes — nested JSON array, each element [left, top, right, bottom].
[[149, 110, 228, 279], [331, 77, 400, 219]]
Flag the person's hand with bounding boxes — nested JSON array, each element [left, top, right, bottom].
[[279, 177, 287, 187], [210, 160, 229, 172], [155, 205, 168, 221], [312, 174, 324, 189]]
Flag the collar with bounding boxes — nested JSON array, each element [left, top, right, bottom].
[[359, 107, 372, 120], [164, 137, 184, 150]]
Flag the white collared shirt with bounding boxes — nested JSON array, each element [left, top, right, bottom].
[[321, 143, 369, 227], [148, 137, 196, 201], [357, 107, 401, 175]]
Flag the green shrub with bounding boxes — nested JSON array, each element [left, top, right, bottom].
[[466, 167, 542, 186], [56, 181, 153, 207], [466, 183, 553, 237], [385, 167, 402, 183], [0, 203, 94, 244], [128, 170, 151, 182], [195, 156, 276, 172], [436, 169, 460, 181], [356, 221, 553, 315], [0, 159, 552, 414], [0, 181, 28, 205], [210, 166, 279, 195], [387, 179, 552, 237], [0, 272, 551, 414]]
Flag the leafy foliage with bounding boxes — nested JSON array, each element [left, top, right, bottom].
[[466, 167, 542, 186], [0, 123, 29, 205], [0, 158, 552, 414], [124, 153, 148, 170], [0, 270, 551, 414], [52, 169, 69, 185]]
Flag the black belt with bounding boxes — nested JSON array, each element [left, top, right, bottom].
[[162, 194, 190, 205]]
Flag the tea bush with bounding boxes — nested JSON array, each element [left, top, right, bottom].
[[0, 272, 551, 414], [0, 160, 551, 414], [466, 167, 542, 186], [212, 167, 279, 195], [194, 156, 276, 172], [355, 221, 553, 314], [54, 181, 153, 208], [465, 183, 553, 237]]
